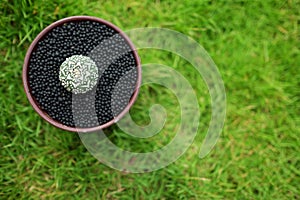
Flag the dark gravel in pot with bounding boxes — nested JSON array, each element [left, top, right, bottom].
[[28, 20, 138, 128]]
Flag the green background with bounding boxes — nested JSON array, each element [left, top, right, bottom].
[[0, 0, 299, 199]]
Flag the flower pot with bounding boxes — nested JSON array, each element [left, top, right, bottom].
[[23, 16, 141, 132]]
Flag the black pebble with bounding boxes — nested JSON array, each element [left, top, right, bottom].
[[28, 20, 138, 128]]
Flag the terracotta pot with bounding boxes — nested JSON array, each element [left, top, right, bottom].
[[22, 16, 141, 132]]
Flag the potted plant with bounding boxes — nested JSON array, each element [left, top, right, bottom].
[[23, 16, 141, 132]]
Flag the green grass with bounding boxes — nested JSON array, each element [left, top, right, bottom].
[[1, 0, 299, 199]]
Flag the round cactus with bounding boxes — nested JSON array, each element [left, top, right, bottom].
[[59, 55, 98, 94]]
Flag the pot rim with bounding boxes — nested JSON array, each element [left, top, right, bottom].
[[23, 16, 141, 133]]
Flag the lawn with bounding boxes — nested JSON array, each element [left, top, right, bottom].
[[0, 0, 299, 199]]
